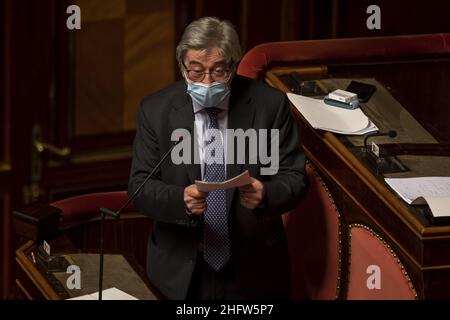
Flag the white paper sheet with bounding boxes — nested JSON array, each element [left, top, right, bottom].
[[287, 93, 378, 135], [67, 287, 138, 300], [385, 177, 450, 217], [196, 170, 252, 192], [412, 197, 450, 217], [385, 177, 450, 204]]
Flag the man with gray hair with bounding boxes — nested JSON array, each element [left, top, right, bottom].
[[129, 16, 308, 300]]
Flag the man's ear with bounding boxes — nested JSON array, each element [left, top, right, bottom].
[[180, 70, 189, 83], [178, 60, 187, 80], [227, 73, 235, 89]]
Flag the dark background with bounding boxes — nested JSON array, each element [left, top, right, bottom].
[[1, 0, 450, 299]]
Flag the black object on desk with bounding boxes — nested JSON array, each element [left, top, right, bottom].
[[346, 80, 376, 102], [289, 72, 326, 96], [35, 245, 70, 273]]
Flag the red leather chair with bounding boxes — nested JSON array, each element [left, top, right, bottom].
[[282, 162, 341, 299], [51, 191, 134, 224], [346, 225, 417, 300], [51, 191, 152, 271], [237, 34, 450, 80], [238, 43, 342, 299]]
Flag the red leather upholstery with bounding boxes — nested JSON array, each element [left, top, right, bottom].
[[237, 33, 450, 79], [346, 225, 416, 300], [283, 163, 340, 299], [51, 191, 134, 223]]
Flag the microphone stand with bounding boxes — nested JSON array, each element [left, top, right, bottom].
[[356, 130, 402, 175], [363, 130, 397, 153], [97, 138, 183, 300]]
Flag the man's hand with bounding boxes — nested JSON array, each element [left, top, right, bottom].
[[184, 184, 208, 215], [239, 177, 266, 209]]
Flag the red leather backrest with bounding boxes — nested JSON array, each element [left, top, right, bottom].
[[283, 163, 340, 299], [51, 191, 134, 223], [237, 34, 450, 80], [346, 225, 417, 300]]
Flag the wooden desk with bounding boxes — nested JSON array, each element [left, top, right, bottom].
[[15, 240, 160, 300], [266, 62, 450, 299], [16, 241, 61, 299], [13, 209, 161, 300]]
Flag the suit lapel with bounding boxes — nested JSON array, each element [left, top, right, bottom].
[[168, 92, 201, 183], [226, 78, 255, 213]]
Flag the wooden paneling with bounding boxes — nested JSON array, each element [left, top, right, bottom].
[[245, 0, 282, 49], [76, 0, 126, 21], [280, 0, 301, 41], [124, 3, 175, 130], [73, 0, 175, 136], [126, 0, 171, 14], [176, 0, 299, 56], [0, 103, 10, 169], [1, 0, 14, 299], [336, 0, 450, 38], [43, 158, 131, 201], [74, 19, 124, 136], [1, 193, 11, 298], [0, 0, 10, 167]]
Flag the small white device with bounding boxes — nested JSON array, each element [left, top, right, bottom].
[[328, 89, 358, 104]]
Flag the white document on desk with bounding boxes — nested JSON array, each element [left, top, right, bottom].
[[287, 93, 378, 135], [412, 197, 450, 217], [384, 177, 450, 217], [67, 287, 138, 300], [196, 170, 251, 192]]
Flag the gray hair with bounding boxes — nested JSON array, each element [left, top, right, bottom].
[[176, 17, 242, 68]]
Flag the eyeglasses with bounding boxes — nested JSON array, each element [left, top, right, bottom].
[[182, 61, 233, 82]]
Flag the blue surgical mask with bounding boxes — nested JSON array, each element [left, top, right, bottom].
[[186, 78, 230, 108]]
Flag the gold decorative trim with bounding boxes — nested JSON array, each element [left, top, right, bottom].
[[306, 160, 342, 299], [347, 223, 418, 299]]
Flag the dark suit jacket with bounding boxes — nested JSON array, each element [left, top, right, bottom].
[[128, 75, 308, 299]]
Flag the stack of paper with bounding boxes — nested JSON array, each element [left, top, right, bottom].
[[287, 93, 378, 135], [384, 177, 450, 220], [196, 170, 251, 192]]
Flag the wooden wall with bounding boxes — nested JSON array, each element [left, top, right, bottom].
[[74, 0, 176, 134]]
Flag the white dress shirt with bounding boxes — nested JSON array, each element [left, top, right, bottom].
[[192, 96, 229, 178]]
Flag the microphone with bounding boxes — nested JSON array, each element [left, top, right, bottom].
[[364, 130, 397, 152], [99, 136, 184, 218], [97, 136, 183, 300]]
